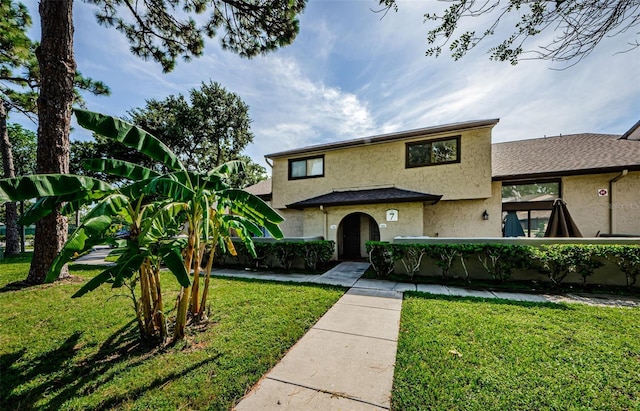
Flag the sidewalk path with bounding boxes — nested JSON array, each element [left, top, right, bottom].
[[234, 286, 402, 410], [73, 246, 115, 266]]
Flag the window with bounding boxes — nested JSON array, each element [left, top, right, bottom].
[[406, 136, 460, 168], [502, 181, 560, 203], [288, 155, 324, 179], [501, 180, 561, 237]]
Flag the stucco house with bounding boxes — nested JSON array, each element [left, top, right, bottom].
[[248, 120, 640, 259]]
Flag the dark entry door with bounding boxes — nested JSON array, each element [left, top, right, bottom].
[[342, 213, 361, 259]]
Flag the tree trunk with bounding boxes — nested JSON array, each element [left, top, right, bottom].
[[0, 102, 21, 256], [28, 0, 75, 284]]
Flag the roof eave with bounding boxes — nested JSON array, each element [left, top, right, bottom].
[[266, 119, 499, 159], [492, 164, 640, 181], [286, 194, 443, 210]]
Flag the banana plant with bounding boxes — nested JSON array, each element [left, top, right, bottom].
[[74, 110, 284, 340], [0, 109, 285, 342]]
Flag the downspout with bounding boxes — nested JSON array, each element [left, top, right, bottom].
[[320, 205, 327, 239], [609, 169, 628, 235], [265, 157, 274, 169]]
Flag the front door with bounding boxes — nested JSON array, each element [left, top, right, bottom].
[[342, 213, 361, 259]]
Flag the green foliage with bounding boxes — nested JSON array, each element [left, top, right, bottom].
[[218, 240, 335, 272], [391, 244, 427, 280], [89, 0, 307, 72], [72, 82, 267, 187], [2, 123, 36, 176], [75, 109, 185, 172], [366, 241, 396, 279], [425, 243, 480, 282], [301, 241, 335, 271], [0, 110, 285, 342], [477, 244, 533, 282], [366, 241, 638, 287], [0, 0, 109, 118], [605, 245, 640, 287], [380, 0, 638, 66], [534, 245, 605, 287]]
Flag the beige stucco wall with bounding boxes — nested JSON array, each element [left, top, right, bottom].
[[289, 202, 424, 258], [422, 182, 503, 237], [270, 125, 494, 209], [562, 171, 640, 236], [277, 209, 304, 237]]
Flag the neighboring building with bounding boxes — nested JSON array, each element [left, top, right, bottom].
[[248, 120, 640, 259], [244, 177, 272, 202]]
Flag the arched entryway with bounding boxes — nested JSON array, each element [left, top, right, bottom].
[[338, 212, 380, 259]]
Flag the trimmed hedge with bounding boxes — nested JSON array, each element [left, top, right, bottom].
[[215, 240, 335, 272], [366, 241, 640, 288]]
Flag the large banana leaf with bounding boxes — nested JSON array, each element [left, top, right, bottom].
[[72, 268, 116, 298], [220, 214, 264, 258], [142, 201, 187, 241], [74, 109, 186, 172], [0, 174, 113, 203], [160, 242, 191, 287], [210, 160, 245, 177], [82, 193, 131, 222], [83, 158, 161, 181], [18, 190, 110, 226], [143, 176, 195, 202], [111, 252, 148, 288], [220, 189, 284, 239], [60, 190, 111, 217], [45, 215, 114, 282], [222, 189, 284, 224]]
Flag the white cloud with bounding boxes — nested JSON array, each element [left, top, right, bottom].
[[18, 0, 640, 170]]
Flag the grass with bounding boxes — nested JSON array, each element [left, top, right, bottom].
[[0, 255, 344, 410], [393, 292, 640, 411]]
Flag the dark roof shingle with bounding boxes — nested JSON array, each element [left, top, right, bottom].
[[492, 133, 640, 180], [244, 178, 272, 200], [286, 187, 442, 209]]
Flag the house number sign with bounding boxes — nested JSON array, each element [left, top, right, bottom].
[[386, 209, 399, 222]]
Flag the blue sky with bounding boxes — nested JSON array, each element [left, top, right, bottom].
[[18, 0, 640, 170]]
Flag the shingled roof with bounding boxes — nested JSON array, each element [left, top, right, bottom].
[[244, 178, 272, 201], [492, 133, 640, 180], [286, 187, 442, 209]]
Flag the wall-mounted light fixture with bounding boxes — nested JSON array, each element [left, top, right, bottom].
[[482, 210, 489, 220]]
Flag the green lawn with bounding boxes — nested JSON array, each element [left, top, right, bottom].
[[393, 293, 640, 411], [0, 257, 344, 410]]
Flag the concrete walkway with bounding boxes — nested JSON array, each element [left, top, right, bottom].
[[235, 286, 402, 410], [74, 246, 115, 266]]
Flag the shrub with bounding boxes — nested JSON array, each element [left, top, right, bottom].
[[604, 245, 640, 287], [216, 240, 335, 272], [534, 245, 604, 287], [366, 241, 395, 278], [422, 244, 481, 281], [300, 241, 335, 270], [391, 244, 426, 280], [477, 244, 533, 282]]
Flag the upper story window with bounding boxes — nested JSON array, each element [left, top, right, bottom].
[[406, 136, 460, 168], [501, 181, 561, 203], [289, 155, 324, 180]]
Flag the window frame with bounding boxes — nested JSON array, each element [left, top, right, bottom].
[[501, 178, 562, 237], [288, 154, 325, 180], [405, 135, 461, 169]]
